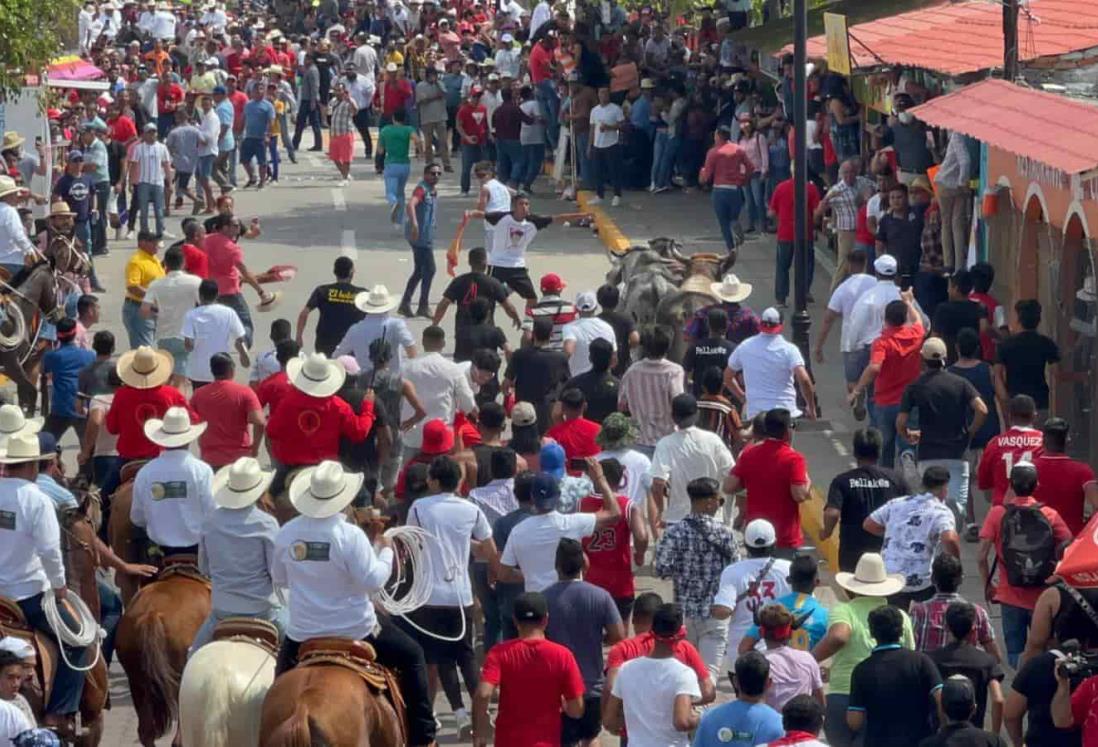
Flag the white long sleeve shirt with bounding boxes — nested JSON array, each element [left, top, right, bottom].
[[400, 352, 476, 448], [271, 514, 394, 641], [0, 477, 65, 601], [0, 202, 37, 267], [131, 448, 215, 548]]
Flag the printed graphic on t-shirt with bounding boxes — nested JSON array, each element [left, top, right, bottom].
[[151, 481, 188, 501], [291, 541, 331, 561], [0, 510, 15, 531]]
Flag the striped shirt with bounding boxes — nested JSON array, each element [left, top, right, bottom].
[[129, 140, 171, 187], [824, 180, 859, 232], [522, 296, 577, 351], [618, 358, 686, 447]]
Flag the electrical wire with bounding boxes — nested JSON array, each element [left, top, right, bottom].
[[42, 591, 104, 673], [376, 525, 468, 643]]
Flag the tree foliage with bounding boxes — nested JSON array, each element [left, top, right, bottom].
[[0, 0, 81, 99]]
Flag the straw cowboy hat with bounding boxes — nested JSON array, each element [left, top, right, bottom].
[[0, 404, 43, 444], [710, 273, 753, 303], [0, 432, 55, 465], [354, 285, 399, 314], [256, 289, 283, 312], [0, 176, 24, 200], [1, 132, 25, 152], [835, 552, 905, 597], [47, 202, 75, 218], [143, 406, 208, 448], [212, 457, 273, 509], [117, 345, 174, 389], [289, 460, 364, 519], [286, 352, 346, 398]]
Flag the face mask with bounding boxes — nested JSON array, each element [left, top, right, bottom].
[[897, 111, 913, 125]]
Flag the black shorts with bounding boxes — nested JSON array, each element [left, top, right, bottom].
[[561, 695, 603, 744], [488, 265, 537, 300], [395, 604, 475, 663], [614, 595, 635, 623]]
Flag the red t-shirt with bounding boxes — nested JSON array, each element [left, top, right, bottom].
[[181, 242, 209, 279], [979, 496, 1072, 609], [202, 233, 243, 296], [768, 178, 820, 242], [855, 202, 874, 245], [606, 631, 709, 680], [378, 80, 414, 118], [977, 426, 1045, 506], [529, 42, 553, 84], [229, 90, 248, 131], [108, 115, 137, 144], [480, 637, 585, 747], [190, 379, 262, 467], [105, 383, 193, 459], [453, 411, 482, 449], [266, 388, 375, 466], [579, 495, 634, 598], [457, 103, 489, 145], [730, 438, 809, 548], [546, 417, 601, 463], [257, 370, 292, 416], [869, 321, 924, 406], [1032, 453, 1094, 535], [157, 83, 185, 114], [1070, 674, 1098, 745]]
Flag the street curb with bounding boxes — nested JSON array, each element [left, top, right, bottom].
[[576, 190, 632, 254]]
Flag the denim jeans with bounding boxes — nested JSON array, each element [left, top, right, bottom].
[[825, 693, 863, 747], [535, 79, 560, 148], [190, 605, 287, 654], [591, 144, 623, 198], [684, 615, 729, 681], [712, 187, 745, 253], [122, 298, 155, 349], [292, 99, 322, 150], [459, 143, 484, 194], [92, 181, 110, 253], [278, 112, 296, 160], [383, 163, 411, 226], [133, 182, 165, 236], [874, 402, 905, 469], [574, 130, 591, 188], [918, 458, 970, 521], [218, 292, 254, 348], [653, 134, 681, 189], [775, 240, 815, 304], [98, 579, 122, 665], [1000, 603, 1032, 668], [495, 139, 522, 185], [650, 130, 670, 187], [18, 592, 88, 715], [745, 173, 766, 230], [521, 143, 545, 189], [267, 136, 281, 180], [401, 243, 435, 308]]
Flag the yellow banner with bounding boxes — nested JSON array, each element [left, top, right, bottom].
[[824, 12, 852, 76]]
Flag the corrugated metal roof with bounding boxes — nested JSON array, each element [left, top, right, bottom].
[[792, 0, 1098, 75], [908, 79, 1098, 174]]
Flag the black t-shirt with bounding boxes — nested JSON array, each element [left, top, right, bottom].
[[443, 271, 509, 329], [900, 369, 981, 461], [472, 443, 502, 487], [928, 642, 1005, 730], [877, 204, 927, 278], [827, 465, 908, 572], [598, 310, 636, 377], [917, 723, 1007, 747], [306, 281, 366, 355], [933, 300, 986, 365], [313, 52, 336, 97], [683, 337, 735, 396], [564, 369, 620, 424], [1011, 652, 1082, 747], [996, 330, 1061, 409], [505, 346, 570, 431], [849, 646, 943, 747], [455, 322, 506, 363]]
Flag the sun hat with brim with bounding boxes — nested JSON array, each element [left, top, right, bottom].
[[144, 406, 208, 448], [354, 285, 399, 314], [0, 432, 55, 465], [287, 353, 346, 398], [710, 273, 752, 303], [117, 346, 174, 389], [421, 418, 455, 456], [212, 457, 273, 509], [0, 176, 24, 200], [596, 412, 638, 450], [289, 460, 364, 518], [1, 132, 25, 152], [0, 404, 43, 442], [256, 289, 283, 312], [47, 202, 76, 218], [835, 552, 906, 597]]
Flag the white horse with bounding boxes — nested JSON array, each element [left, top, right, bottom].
[[179, 639, 275, 747]]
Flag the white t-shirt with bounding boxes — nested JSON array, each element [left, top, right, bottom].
[[597, 447, 652, 513], [648, 426, 734, 524], [611, 656, 701, 747], [144, 270, 201, 340], [727, 333, 806, 419], [520, 100, 545, 146], [406, 492, 492, 607], [485, 211, 553, 268], [199, 108, 221, 158], [826, 273, 877, 352], [181, 303, 245, 382], [0, 698, 32, 747], [590, 103, 625, 149], [713, 557, 793, 668], [562, 316, 617, 376], [500, 511, 597, 591]]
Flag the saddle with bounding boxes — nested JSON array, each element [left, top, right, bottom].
[[0, 596, 58, 711], [157, 555, 211, 589], [212, 617, 279, 657]]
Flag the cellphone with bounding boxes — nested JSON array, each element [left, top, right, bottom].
[[568, 457, 587, 472]]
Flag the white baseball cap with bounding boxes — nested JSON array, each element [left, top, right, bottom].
[[874, 254, 897, 276], [744, 519, 777, 548], [759, 306, 782, 328], [576, 290, 598, 312], [501, 32, 514, 43]]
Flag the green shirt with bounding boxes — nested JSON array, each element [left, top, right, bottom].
[[827, 596, 915, 694], [378, 124, 415, 165]]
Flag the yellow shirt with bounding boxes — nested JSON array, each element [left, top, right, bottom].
[[125, 248, 164, 302], [270, 100, 286, 137], [385, 50, 405, 66]]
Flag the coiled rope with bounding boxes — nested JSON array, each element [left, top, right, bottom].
[[42, 592, 104, 672], [376, 525, 467, 643]]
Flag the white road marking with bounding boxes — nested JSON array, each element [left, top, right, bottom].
[[331, 188, 346, 211], [341, 229, 356, 257], [308, 154, 325, 169]]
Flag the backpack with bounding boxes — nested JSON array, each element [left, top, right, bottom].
[[999, 503, 1057, 588]]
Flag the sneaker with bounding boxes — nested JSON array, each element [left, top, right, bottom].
[[338, 179, 349, 187], [416, 303, 431, 318], [653, 185, 669, 194], [444, 165, 454, 173], [161, 231, 177, 239], [587, 196, 602, 205], [397, 302, 415, 318], [611, 196, 621, 207], [852, 390, 867, 422], [123, 229, 134, 241], [964, 523, 980, 543], [648, 182, 657, 192], [389, 201, 401, 223], [454, 708, 473, 740]]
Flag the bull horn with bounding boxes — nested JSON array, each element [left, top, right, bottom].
[[668, 243, 688, 263]]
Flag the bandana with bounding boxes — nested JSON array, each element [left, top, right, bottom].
[[762, 622, 793, 642], [769, 732, 821, 746]]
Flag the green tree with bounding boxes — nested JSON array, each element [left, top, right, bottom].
[[0, 0, 80, 98]]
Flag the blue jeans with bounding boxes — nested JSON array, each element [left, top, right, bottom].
[[460, 143, 484, 194], [712, 188, 745, 253], [855, 241, 876, 266], [495, 139, 522, 185], [653, 134, 681, 189], [122, 298, 155, 349], [383, 163, 411, 226], [521, 143, 545, 189], [133, 182, 165, 236], [190, 605, 287, 654], [218, 293, 254, 348], [98, 579, 122, 665], [574, 130, 591, 189], [401, 243, 435, 308], [18, 592, 88, 715], [874, 402, 905, 469], [267, 136, 281, 180], [650, 130, 669, 187], [278, 112, 295, 160], [535, 80, 560, 148], [745, 173, 766, 230], [775, 240, 816, 304], [1000, 603, 1032, 668], [919, 458, 970, 520], [825, 692, 862, 747], [92, 181, 110, 253]]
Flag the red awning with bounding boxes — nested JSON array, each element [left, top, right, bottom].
[[908, 79, 1098, 175], [1056, 514, 1098, 588]]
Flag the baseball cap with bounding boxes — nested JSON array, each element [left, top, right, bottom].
[[37, 432, 59, 456], [575, 290, 598, 312], [531, 472, 561, 510], [540, 272, 565, 293], [941, 675, 976, 720], [512, 592, 548, 622], [759, 306, 783, 329], [469, 85, 483, 96], [212, 84, 227, 94], [539, 442, 565, 480], [511, 401, 537, 428], [744, 519, 777, 548], [501, 33, 514, 43], [874, 254, 897, 276], [143, 122, 158, 132], [386, 62, 398, 72], [66, 150, 85, 162], [921, 337, 947, 361]]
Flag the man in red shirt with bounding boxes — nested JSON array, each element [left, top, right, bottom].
[[529, 35, 559, 147], [190, 353, 265, 469], [699, 125, 755, 255], [725, 407, 811, 553], [768, 170, 820, 307], [456, 87, 489, 196], [546, 387, 601, 462], [848, 289, 923, 469], [376, 63, 414, 125], [977, 394, 1044, 506], [256, 338, 298, 418], [1033, 417, 1097, 535], [155, 77, 185, 139], [473, 592, 584, 747], [969, 261, 1007, 362], [107, 102, 137, 145], [179, 218, 209, 278], [226, 76, 249, 143], [203, 213, 275, 347]]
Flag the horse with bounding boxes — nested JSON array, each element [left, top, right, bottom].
[[0, 261, 66, 414], [106, 461, 149, 606]]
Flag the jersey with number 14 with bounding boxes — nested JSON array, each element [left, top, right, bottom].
[[977, 426, 1044, 505], [580, 495, 634, 599]]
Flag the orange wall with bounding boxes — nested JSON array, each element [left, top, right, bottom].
[[986, 146, 1098, 231]]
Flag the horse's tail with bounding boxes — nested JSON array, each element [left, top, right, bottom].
[[137, 612, 180, 740], [265, 703, 330, 747], [180, 642, 273, 747]]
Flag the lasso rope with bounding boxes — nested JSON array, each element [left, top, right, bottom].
[[376, 525, 468, 643], [41, 592, 104, 673]]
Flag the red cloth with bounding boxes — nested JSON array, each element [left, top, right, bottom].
[[105, 384, 193, 459], [979, 496, 1072, 609], [699, 142, 754, 188], [529, 42, 553, 84], [1070, 673, 1098, 745], [190, 380, 262, 467], [108, 115, 137, 143], [769, 178, 820, 242], [869, 321, 924, 406], [579, 495, 634, 598], [976, 426, 1045, 506], [156, 83, 185, 114], [546, 417, 601, 462], [1033, 454, 1095, 535], [256, 370, 292, 416], [456, 103, 489, 145], [480, 637, 585, 747], [731, 438, 809, 548], [377, 79, 414, 118], [225, 51, 248, 76], [605, 631, 708, 680], [970, 290, 1002, 362], [453, 411, 481, 449], [266, 388, 375, 466], [202, 232, 243, 296], [229, 90, 248, 131], [181, 242, 209, 279], [855, 203, 875, 245]]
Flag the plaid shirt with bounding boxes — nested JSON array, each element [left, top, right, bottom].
[[329, 98, 357, 137], [654, 513, 740, 619], [909, 591, 996, 652], [919, 201, 944, 271], [824, 180, 859, 232]]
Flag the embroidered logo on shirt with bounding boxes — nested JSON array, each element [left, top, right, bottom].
[[0, 510, 15, 531], [291, 541, 331, 562], [151, 481, 188, 501]]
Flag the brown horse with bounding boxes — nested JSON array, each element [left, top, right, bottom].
[[106, 461, 148, 605], [0, 261, 65, 414]]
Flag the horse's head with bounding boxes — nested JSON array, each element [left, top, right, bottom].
[[47, 237, 93, 278]]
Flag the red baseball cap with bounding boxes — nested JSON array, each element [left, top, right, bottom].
[[540, 273, 565, 293]]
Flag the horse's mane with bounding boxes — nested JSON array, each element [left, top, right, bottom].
[[6, 260, 51, 290]]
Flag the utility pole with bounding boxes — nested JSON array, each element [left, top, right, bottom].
[[792, 0, 811, 367], [1003, 0, 1019, 80]]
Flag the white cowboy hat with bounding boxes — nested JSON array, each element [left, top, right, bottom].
[[710, 273, 752, 303], [117, 345, 174, 389], [1, 131, 26, 152], [212, 457, 273, 509], [835, 552, 906, 597], [0, 405, 43, 442], [0, 432, 54, 464], [354, 285, 399, 314], [0, 176, 24, 200], [143, 406, 208, 448], [289, 460, 364, 518], [286, 352, 346, 398]]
